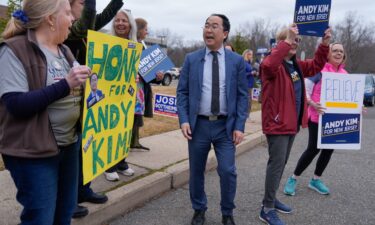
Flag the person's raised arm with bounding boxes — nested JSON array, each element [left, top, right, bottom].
[[94, 0, 124, 30], [299, 28, 331, 77], [261, 24, 298, 80], [68, 0, 96, 40]]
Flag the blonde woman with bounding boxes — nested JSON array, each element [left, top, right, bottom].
[[104, 9, 137, 181], [242, 49, 255, 116], [0, 0, 90, 224], [284, 43, 348, 196]]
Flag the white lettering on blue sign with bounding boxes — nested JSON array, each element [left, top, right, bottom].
[[318, 4, 329, 13], [139, 55, 152, 68], [150, 48, 162, 58], [298, 5, 329, 15], [325, 120, 345, 129]]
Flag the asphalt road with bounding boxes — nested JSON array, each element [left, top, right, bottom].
[[110, 108, 375, 225]]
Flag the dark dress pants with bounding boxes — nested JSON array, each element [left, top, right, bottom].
[[188, 117, 237, 216]]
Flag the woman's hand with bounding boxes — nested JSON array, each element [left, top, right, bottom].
[[66, 65, 91, 88], [155, 71, 164, 81], [362, 106, 368, 114], [322, 27, 332, 46], [310, 101, 326, 114]]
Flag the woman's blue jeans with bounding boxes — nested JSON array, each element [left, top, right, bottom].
[[3, 141, 79, 225]]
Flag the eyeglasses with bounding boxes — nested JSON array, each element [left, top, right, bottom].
[[331, 49, 344, 54], [295, 37, 302, 43], [203, 23, 222, 31]]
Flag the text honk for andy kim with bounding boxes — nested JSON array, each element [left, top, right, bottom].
[[82, 30, 143, 184]]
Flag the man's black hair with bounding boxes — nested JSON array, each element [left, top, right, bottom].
[[208, 13, 230, 42], [210, 13, 230, 32], [90, 73, 98, 83]]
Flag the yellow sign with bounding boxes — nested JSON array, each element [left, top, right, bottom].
[[82, 30, 142, 184], [325, 102, 358, 109]]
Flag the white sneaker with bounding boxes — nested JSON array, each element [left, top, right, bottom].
[[104, 172, 119, 181], [118, 167, 135, 176]]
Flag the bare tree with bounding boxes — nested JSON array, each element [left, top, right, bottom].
[[158, 12, 375, 73], [150, 28, 193, 66], [229, 31, 248, 54], [152, 28, 184, 48], [167, 41, 204, 67], [231, 18, 280, 59], [297, 36, 319, 59], [334, 12, 375, 73]]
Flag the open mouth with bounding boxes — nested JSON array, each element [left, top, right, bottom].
[[116, 27, 128, 33], [333, 56, 342, 60], [117, 25, 126, 29]]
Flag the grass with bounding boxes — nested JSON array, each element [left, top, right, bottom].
[[0, 84, 261, 171], [141, 115, 180, 138], [251, 100, 261, 112]]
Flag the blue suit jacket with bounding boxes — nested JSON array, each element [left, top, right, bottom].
[[86, 89, 104, 108], [177, 48, 248, 139]]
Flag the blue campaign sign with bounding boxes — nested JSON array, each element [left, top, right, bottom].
[[269, 38, 276, 49], [138, 45, 175, 83], [252, 88, 261, 101], [256, 47, 268, 55], [294, 0, 331, 37], [153, 93, 178, 118], [321, 113, 360, 145]]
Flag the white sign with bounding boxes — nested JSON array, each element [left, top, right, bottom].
[[317, 72, 365, 150], [252, 88, 260, 101]]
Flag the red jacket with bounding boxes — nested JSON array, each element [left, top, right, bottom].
[[261, 41, 329, 135]]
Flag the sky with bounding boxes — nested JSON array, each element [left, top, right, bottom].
[[1, 0, 374, 43]]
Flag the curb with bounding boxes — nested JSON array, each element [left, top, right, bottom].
[[73, 131, 266, 225], [73, 172, 172, 225]]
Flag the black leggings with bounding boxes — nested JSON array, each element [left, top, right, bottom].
[[294, 120, 334, 177]]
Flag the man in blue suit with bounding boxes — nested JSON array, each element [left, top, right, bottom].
[[86, 73, 104, 108], [177, 14, 248, 225]]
